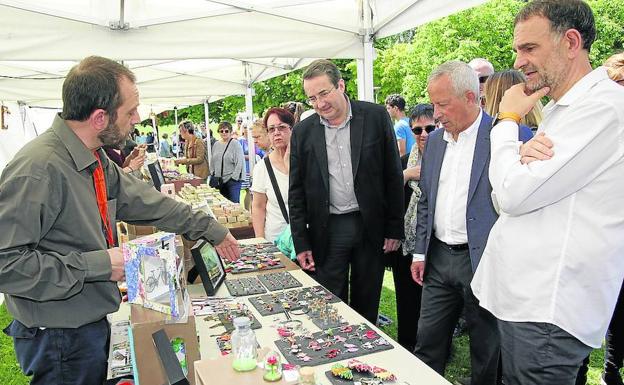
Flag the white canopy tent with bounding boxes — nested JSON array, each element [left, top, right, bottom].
[[0, 0, 487, 169]]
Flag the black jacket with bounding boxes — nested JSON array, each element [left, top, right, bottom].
[[288, 99, 404, 266]]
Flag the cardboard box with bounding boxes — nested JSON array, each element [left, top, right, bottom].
[[131, 305, 200, 385]]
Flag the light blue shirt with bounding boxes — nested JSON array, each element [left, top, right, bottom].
[[395, 117, 415, 156]]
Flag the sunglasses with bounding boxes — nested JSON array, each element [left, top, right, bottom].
[[219, 129, 230, 134], [412, 125, 436, 135], [479, 75, 489, 84]]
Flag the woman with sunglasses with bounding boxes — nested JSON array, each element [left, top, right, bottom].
[[389, 103, 435, 352], [211, 121, 245, 203], [251, 108, 294, 242], [174, 121, 209, 182]]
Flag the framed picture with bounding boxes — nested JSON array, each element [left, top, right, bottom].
[[191, 239, 226, 296], [147, 160, 166, 191]]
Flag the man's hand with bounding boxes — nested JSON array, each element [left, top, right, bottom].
[[499, 83, 550, 119], [215, 233, 240, 262], [108, 247, 125, 282], [520, 132, 553, 164], [297, 250, 315, 272], [128, 144, 147, 160], [128, 152, 145, 171], [383, 238, 400, 254], [410, 261, 425, 286]]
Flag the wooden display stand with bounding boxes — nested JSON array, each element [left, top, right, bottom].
[[130, 305, 200, 385]]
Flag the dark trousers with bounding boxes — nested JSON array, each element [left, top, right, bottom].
[[499, 320, 592, 385], [414, 237, 500, 385], [576, 280, 624, 385], [389, 248, 422, 352], [219, 179, 242, 203], [313, 212, 385, 324], [3, 318, 110, 385]]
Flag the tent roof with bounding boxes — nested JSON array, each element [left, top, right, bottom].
[[0, 0, 486, 108]]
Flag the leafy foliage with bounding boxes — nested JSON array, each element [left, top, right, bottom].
[[149, 0, 624, 123]]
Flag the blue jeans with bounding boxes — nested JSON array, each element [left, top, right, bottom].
[[220, 179, 242, 203], [3, 318, 110, 385]]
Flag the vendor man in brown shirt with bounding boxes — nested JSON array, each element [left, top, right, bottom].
[[0, 56, 240, 385]]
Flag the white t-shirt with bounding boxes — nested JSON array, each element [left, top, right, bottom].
[[251, 159, 289, 242]]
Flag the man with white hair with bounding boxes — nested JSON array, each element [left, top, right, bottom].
[[411, 60, 501, 385], [469, 58, 495, 107]]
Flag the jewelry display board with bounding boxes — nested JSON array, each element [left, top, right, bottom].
[[274, 324, 394, 367], [224, 277, 267, 296], [258, 271, 302, 291], [248, 286, 341, 316]]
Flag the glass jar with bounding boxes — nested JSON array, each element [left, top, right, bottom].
[[262, 350, 283, 382], [231, 316, 258, 372], [299, 366, 318, 385]]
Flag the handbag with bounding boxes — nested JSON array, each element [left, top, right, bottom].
[[209, 139, 232, 189], [263, 157, 296, 260]]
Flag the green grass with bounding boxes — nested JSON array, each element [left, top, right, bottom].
[[0, 303, 29, 385], [1, 275, 619, 384]]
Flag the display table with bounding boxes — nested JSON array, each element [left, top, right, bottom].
[[191, 269, 450, 385], [112, 238, 450, 385]]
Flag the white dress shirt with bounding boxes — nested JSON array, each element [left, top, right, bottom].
[[471, 67, 624, 348], [413, 110, 482, 262]]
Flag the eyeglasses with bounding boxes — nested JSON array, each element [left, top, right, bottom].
[[479, 75, 489, 84], [267, 123, 291, 134], [219, 129, 230, 134], [306, 86, 336, 105], [411, 125, 436, 135]]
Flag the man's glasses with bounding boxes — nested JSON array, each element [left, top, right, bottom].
[[479, 75, 489, 84], [412, 125, 436, 135], [219, 129, 230, 134], [267, 123, 291, 134], [306, 86, 336, 105]]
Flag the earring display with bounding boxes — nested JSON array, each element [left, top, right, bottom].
[[222, 242, 284, 274], [274, 323, 394, 367], [257, 271, 302, 291], [225, 277, 267, 296], [191, 297, 261, 332], [248, 286, 340, 316]]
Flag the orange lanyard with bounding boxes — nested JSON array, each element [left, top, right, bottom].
[[92, 151, 114, 247]]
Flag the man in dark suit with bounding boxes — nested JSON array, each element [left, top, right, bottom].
[[289, 59, 404, 324], [410, 61, 533, 385]]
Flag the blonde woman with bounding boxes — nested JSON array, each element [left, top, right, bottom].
[[484, 70, 543, 134], [174, 121, 209, 182]]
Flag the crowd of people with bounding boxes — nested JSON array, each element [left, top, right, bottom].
[[0, 1, 623, 385]]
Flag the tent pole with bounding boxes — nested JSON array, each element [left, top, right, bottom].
[[244, 62, 256, 175], [174, 106, 178, 127], [357, 0, 375, 102]]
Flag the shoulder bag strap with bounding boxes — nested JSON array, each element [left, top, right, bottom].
[[219, 139, 232, 176], [263, 156, 289, 224]]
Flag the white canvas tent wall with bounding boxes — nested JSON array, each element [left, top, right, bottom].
[[0, 0, 487, 169]]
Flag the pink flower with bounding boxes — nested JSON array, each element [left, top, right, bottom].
[[267, 356, 278, 366]]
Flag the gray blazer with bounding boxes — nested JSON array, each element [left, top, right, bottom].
[[414, 112, 498, 272]]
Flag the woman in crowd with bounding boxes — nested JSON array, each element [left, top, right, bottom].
[[174, 120, 209, 182], [211, 121, 245, 203], [283, 101, 306, 124], [159, 133, 173, 158], [390, 103, 434, 353], [484, 70, 543, 134], [251, 119, 271, 154], [251, 108, 294, 242]]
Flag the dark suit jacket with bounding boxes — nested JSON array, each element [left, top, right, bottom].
[[288, 100, 405, 266], [414, 112, 532, 272]]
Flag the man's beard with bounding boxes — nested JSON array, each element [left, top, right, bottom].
[[98, 121, 127, 149]]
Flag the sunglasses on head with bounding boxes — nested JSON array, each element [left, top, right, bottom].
[[412, 125, 436, 135]]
